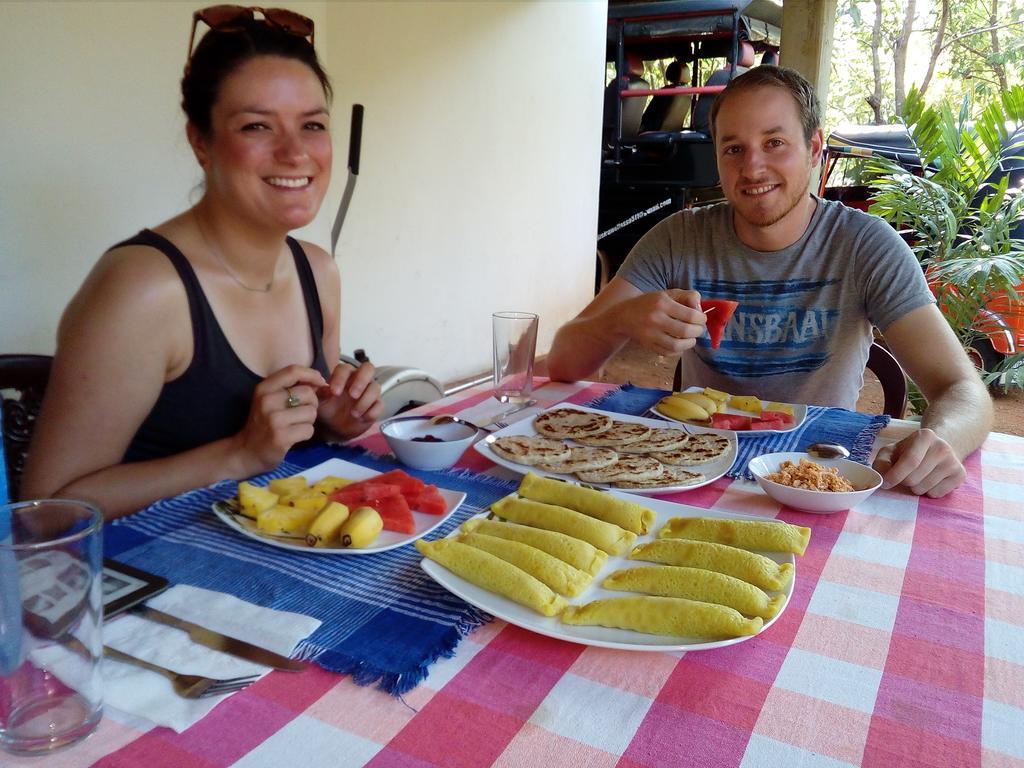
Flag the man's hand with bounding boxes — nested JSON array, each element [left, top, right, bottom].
[[612, 288, 707, 356], [872, 428, 967, 498]]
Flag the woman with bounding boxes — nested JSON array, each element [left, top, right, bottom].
[[22, 9, 384, 519]]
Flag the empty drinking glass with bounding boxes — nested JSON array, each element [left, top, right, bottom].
[[492, 312, 538, 404], [1, 499, 103, 756]]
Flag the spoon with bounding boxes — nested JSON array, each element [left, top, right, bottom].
[[806, 442, 850, 459]]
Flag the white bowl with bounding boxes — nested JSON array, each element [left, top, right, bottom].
[[747, 451, 883, 514], [380, 416, 478, 471]]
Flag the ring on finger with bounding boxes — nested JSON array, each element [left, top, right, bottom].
[[285, 388, 301, 409]]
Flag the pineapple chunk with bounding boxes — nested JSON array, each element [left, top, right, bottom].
[[310, 475, 354, 495], [237, 481, 279, 519], [765, 401, 795, 417], [702, 387, 730, 405], [257, 504, 320, 536], [281, 489, 329, 514], [729, 394, 763, 414], [268, 476, 308, 497]]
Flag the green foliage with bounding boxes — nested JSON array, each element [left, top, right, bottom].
[[865, 84, 1024, 391], [826, 0, 1024, 129]]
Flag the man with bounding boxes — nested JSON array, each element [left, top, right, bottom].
[[548, 66, 992, 498]]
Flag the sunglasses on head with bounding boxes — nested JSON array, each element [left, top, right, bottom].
[[187, 5, 315, 61]]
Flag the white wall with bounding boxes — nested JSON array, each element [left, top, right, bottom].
[[0, 1, 606, 384]]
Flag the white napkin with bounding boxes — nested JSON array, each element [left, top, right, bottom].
[[101, 585, 321, 733]]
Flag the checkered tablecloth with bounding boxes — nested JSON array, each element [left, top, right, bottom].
[[20, 380, 1023, 768]]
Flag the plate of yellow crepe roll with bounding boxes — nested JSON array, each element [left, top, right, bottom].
[[417, 472, 810, 651]]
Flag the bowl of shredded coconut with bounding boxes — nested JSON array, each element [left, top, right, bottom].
[[748, 452, 883, 513]]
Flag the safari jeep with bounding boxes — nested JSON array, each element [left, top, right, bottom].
[[598, 0, 782, 286]]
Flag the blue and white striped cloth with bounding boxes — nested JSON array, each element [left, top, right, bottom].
[[105, 446, 518, 695], [587, 384, 890, 480]]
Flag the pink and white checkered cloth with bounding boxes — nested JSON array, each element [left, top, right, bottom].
[[20, 382, 1023, 768]]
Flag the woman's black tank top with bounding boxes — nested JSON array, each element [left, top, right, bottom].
[[117, 229, 330, 462]]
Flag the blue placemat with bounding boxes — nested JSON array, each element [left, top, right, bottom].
[[587, 384, 890, 480], [105, 445, 517, 696]]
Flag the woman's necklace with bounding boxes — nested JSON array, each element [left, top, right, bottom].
[[194, 212, 276, 293]]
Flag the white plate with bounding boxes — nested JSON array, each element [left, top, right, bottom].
[[211, 458, 466, 554], [649, 386, 808, 436], [420, 493, 795, 651], [473, 404, 737, 495]]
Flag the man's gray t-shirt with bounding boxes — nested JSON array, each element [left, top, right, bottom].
[[618, 197, 934, 409]]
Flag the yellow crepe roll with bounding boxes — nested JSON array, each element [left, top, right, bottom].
[[630, 539, 793, 592], [602, 565, 785, 620], [461, 518, 608, 576], [416, 538, 567, 617], [561, 596, 762, 639], [490, 497, 637, 556], [659, 517, 811, 556], [517, 473, 656, 534], [458, 533, 592, 597]]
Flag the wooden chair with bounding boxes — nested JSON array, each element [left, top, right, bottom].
[[866, 342, 908, 418], [1, 354, 53, 501], [671, 342, 908, 418]]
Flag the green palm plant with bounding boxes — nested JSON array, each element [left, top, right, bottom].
[[864, 85, 1024, 397]]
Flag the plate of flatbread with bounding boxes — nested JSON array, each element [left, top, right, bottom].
[[419, 486, 797, 652], [474, 405, 737, 494]]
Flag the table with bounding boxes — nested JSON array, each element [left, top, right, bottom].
[[17, 380, 1024, 768]]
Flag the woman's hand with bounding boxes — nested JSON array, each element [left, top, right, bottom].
[[234, 365, 327, 473], [317, 361, 385, 440]]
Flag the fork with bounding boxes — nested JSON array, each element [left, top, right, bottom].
[[104, 646, 260, 699]]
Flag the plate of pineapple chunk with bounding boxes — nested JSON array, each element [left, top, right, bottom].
[[651, 386, 807, 435], [212, 458, 466, 554]]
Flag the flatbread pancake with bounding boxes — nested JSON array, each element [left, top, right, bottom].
[[576, 456, 664, 484], [651, 434, 732, 465], [613, 466, 705, 489], [574, 421, 653, 447], [491, 436, 572, 466], [616, 428, 691, 454], [535, 446, 620, 474], [533, 408, 613, 439]]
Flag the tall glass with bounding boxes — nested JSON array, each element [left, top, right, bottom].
[[0, 500, 103, 756], [492, 311, 538, 403]]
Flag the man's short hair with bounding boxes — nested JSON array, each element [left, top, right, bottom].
[[708, 65, 821, 144]]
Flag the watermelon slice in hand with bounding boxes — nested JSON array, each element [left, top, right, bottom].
[[700, 299, 739, 349]]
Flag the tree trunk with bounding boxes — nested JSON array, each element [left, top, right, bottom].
[[919, 0, 949, 98], [989, 0, 1008, 91], [868, 0, 884, 124], [893, 0, 917, 116]]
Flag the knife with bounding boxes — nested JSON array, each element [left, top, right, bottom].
[[132, 606, 305, 671]]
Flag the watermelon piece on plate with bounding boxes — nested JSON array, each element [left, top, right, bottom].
[[711, 412, 752, 430], [413, 485, 447, 515], [761, 409, 796, 426], [373, 470, 426, 502], [700, 299, 739, 349], [331, 483, 401, 505], [750, 417, 784, 431], [356, 494, 415, 534]]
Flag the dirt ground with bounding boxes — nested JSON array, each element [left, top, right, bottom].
[[596, 341, 1024, 436]]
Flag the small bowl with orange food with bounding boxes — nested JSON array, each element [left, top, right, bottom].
[[747, 451, 883, 514]]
